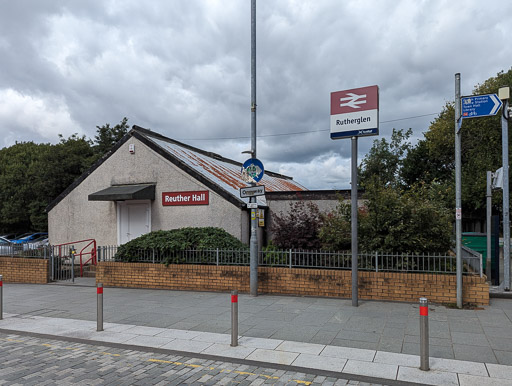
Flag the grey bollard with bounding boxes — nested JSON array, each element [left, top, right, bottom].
[[419, 297, 429, 371], [231, 290, 238, 347], [97, 283, 103, 331]]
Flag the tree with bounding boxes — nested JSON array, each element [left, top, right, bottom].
[[358, 181, 452, 253], [355, 124, 454, 253], [0, 142, 46, 233], [93, 117, 129, 155], [359, 128, 412, 189], [0, 135, 96, 232], [319, 200, 369, 251], [270, 201, 323, 250], [0, 118, 130, 233]]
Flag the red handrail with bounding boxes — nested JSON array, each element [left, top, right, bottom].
[[53, 239, 97, 277]]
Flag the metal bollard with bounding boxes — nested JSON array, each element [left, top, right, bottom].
[[419, 297, 429, 371], [231, 290, 238, 347], [0, 274, 3, 320], [97, 283, 103, 331]]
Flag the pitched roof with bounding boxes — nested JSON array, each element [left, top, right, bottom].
[[47, 125, 306, 212]]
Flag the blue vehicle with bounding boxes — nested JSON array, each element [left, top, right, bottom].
[[11, 232, 48, 244]]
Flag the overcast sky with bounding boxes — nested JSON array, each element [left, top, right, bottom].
[[1, 1, 510, 189]]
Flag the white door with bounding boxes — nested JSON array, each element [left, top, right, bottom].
[[118, 201, 151, 245]]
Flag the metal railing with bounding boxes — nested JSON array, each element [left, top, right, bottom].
[[52, 239, 96, 277], [96, 246, 250, 265], [94, 246, 482, 276], [0, 244, 483, 276]]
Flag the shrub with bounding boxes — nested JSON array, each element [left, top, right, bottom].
[[115, 227, 248, 263], [270, 201, 323, 250]]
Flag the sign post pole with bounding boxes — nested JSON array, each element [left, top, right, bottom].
[[249, 0, 258, 297], [487, 171, 493, 282], [462, 87, 507, 290], [330, 85, 379, 307], [500, 89, 510, 290], [455, 73, 463, 309], [351, 137, 358, 307]]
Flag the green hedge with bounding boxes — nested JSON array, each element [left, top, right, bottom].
[[114, 227, 248, 263]]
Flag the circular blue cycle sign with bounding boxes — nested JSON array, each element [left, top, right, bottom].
[[241, 158, 264, 183]]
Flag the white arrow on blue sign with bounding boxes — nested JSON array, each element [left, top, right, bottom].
[[461, 94, 502, 119]]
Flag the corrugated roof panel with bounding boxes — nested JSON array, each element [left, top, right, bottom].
[[145, 135, 306, 204]]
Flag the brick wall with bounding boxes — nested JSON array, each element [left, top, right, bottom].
[[0, 257, 49, 284], [96, 263, 489, 306]]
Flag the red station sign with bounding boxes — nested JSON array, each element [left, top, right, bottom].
[[162, 191, 209, 206]]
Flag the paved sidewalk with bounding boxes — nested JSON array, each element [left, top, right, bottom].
[[1, 282, 512, 385], [1, 312, 510, 385]]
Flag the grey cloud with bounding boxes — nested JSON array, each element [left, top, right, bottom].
[[0, 0, 511, 189]]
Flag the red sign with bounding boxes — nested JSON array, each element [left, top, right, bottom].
[[331, 85, 379, 115], [162, 191, 209, 206]]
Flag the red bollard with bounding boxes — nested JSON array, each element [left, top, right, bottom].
[[231, 290, 238, 347], [419, 297, 429, 371], [97, 283, 103, 331]]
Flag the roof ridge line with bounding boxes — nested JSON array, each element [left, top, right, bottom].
[[131, 125, 295, 180]]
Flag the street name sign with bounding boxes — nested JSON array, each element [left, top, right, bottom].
[[461, 94, 502, 119], [247, 203, 258, 209], [240, 185, 265, 198], [241, 158, 264, 183], [330, 85, 379, 139]]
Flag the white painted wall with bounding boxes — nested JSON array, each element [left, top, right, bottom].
[[48, 137, 247, 246]]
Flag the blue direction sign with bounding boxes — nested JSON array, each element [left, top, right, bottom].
[[241, 158, 264, 183], [462, 94, 502, 119]]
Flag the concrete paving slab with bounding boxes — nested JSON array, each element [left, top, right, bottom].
[[486, 363, 512, 380], [453, 344, 498, 363], [246, 348, 299, 365], [429, 357, 488, 376], [201, 343, 256, 359], [397, 366, 458, 385], [155, 328, 202, 340], [103, 323, 138, 333], [237, 336, 283, 350], [330, 338, 378, 350], [123, 325, 168, 336], [160, 338, 213, 353], [240, 327, 276, 339], [335, 330, 380, 343], [404, 334, 452, 347], [451, 331, 490, 346], [269, 327, 320, 342], [377, 336, 403, 353], [450, 323, 484, 333], [193, 331, 231, 344], [494, 350, 512, 365], [488, 336, 512, 351], [275, 341, 325, 355], [374, 351, 418, 367], [88, 331, 138, 344], [292, 353, 346, 372], [123, 335, 173, 348], [381, 327, 405, 338], [458, 374, 512, 386], [59, 329, 98, 340], [308, 330, 337, 345], [402, 342, 454, 360], [343, 360, 397, 380], [321, 345, 375, 361]]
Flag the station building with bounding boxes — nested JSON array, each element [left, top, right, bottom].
[[48, 126, 345, 246]]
